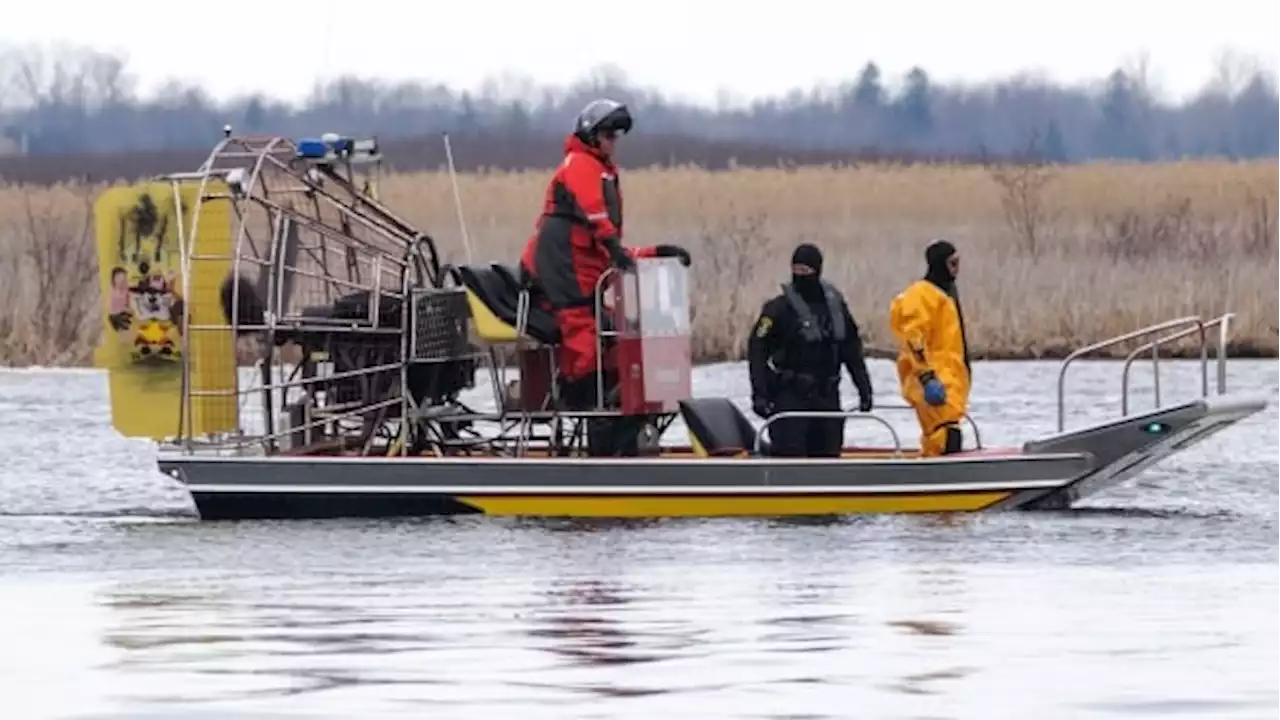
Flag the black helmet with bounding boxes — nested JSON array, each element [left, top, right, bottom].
[[573, 98, 632, 145]]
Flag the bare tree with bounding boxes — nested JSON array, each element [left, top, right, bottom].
[[0, 42, 1277, 174], [1122, 50, 1160, 104], [1209, 48, 1262, 98], [984, 132, 1059, 257]]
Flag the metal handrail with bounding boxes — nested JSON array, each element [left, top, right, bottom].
[[872, 402, 984, 450], [1216, 312, 1234, 395], [753, 411, 903, 457], [594, 266, 621, 409], [1120, 313, 1235, 415], [1056, 315, 1207, 432]]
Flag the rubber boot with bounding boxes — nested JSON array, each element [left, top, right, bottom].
[[943, 425, 963, 454]]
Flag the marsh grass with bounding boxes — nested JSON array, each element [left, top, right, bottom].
[[0, 160, 1275, 366]]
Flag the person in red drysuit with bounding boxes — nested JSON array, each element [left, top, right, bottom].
[[520, 98, 691, 413]]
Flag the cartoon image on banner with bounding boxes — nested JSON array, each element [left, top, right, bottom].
[[93, 179, 238, 441], [103, 191, 186, 365]]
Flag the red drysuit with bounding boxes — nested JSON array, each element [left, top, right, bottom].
[[519, 134, 659, 383]]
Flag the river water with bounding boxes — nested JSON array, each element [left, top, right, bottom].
[[1, 358, 1277, 719]]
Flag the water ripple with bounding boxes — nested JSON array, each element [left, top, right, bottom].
[[0, 361, 1277, 718]]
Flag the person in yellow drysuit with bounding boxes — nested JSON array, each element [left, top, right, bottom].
[[888, 239, 971, 457]]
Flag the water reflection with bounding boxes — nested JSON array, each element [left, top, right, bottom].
[[7, 510, 1269, 720], [527, 580, 657, 669], [508, 517, 671, 534], [97, 579, 456, 705], [522, 579, 689, 700]]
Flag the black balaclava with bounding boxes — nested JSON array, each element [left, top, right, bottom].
[[922, 238, 970, 372], [924, 239, 956, 292], [791, 243, 824, 301]]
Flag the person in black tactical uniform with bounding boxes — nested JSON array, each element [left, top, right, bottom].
[[747, 243, 874, 457]]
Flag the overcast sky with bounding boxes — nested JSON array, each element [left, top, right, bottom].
[[4, 0, 1277, 106]]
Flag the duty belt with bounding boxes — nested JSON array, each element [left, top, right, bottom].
[[776, 369, 839, 398]]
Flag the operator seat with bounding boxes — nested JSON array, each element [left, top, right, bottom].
[[455, 264, 560, 345]]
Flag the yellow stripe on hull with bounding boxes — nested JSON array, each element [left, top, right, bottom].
[[455, 492, 1011, 517]]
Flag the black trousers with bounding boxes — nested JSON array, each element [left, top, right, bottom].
[[560, 371, 644, 457], [766, 390, 844, 458]]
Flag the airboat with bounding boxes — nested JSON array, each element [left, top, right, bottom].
[[91, 130, 1268, 521]]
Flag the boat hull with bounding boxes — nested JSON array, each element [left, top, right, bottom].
[[160, 452, 1092, 520], [1012, 392, 1270, 510], [155, 391, 1270, 521], [185, 489, 1022, 520]]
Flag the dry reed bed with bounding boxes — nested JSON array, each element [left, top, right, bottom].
[[0, 160, 1275, 367]]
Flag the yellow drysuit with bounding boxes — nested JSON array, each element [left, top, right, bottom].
[[889, 279, 971, 456]]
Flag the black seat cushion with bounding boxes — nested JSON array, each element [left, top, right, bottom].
[[455, 264, 560, 344], [678, 397, 759, 457], [489, 263, 527, 294], [489, 263, 564, 343], [330, 290, 404, 327], [279, 293, 397, 324], [300, 305, 335, 318]]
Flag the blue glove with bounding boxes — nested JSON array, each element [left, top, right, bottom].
[[921, 373, 947, 407]]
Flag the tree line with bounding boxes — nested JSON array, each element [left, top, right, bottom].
[[0, 43, 1276, 184]]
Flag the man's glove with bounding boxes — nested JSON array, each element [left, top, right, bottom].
[[603, 236, 636, 272], [858, 393, 873, 413], [653, 244, 692, 267], [920, 371, 946, 407], [752, 396, 773, 419]]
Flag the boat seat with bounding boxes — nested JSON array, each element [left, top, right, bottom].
[[679, 397, 760, 458], [489, 263, 566, 333], [296, 290, 402, 327], [489, 263, 562, 344], [489, 263, 530, 299], [455, 264, 560, 345], [300, 305, 335, 318]]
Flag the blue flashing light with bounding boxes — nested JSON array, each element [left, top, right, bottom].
[[296, 134, 366, 162], [1142, 421, 1171, 435], [296, 139, 329, 159]]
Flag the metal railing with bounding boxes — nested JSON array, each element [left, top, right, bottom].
[[169, 135, 422, 455], [872, 402, 984, 450], [1055, 313, 1235, 432], [594, 266, 621, 410], [1120, 313, 1234, 415], [754, 411, 904, 457]]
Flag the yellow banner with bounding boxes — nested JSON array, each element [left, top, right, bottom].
[[92, 180, 238, 440]]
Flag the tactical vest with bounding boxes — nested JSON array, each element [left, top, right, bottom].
[[782, 281, 845, 343], [769, 281, 846, 392]]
